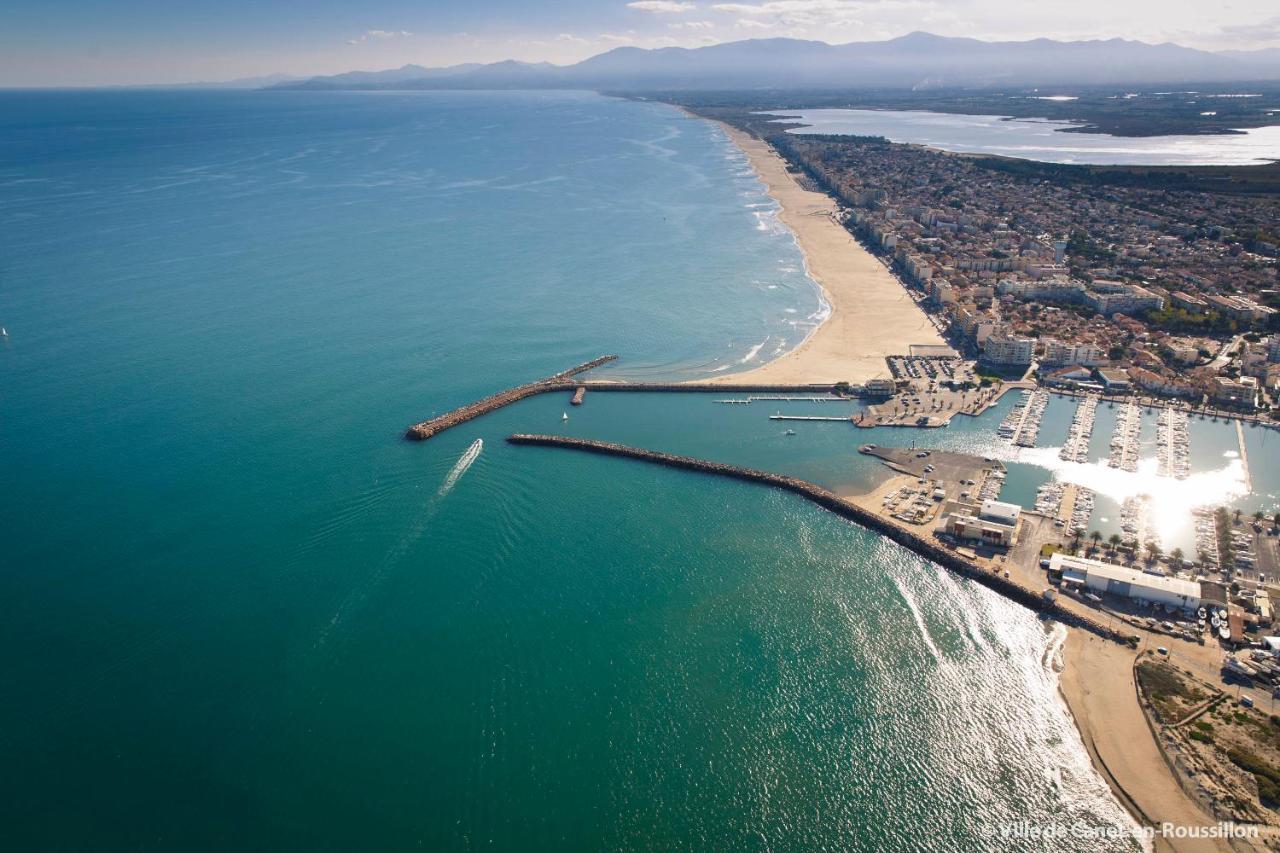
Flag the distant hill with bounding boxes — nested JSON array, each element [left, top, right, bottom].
[[283, 63, 483, 90], [1219, 48, 1280, 76], [273, 32, 1280, 92]]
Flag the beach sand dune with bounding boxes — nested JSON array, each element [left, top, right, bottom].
[[703, 121, 946, 385]]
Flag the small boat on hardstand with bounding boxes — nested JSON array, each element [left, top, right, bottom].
[[1225, 656, 1254, 677], [1219, 625, 1232, 641]]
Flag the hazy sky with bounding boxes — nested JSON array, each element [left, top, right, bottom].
[[3, 0, 1280, 86]]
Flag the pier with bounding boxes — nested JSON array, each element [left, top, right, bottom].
[[406, 355, 864, 441], [1236, 420, 1253, 492], [768, 415, 852, 422], [405, 355, 617, 441], [507, 433, 1128, 644]]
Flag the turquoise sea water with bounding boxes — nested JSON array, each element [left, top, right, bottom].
[[1, 91, 1144, 849]]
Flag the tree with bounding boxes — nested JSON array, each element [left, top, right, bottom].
[[1145, 541, 1162, 564], [1234, 508, 1243, 524], [1170, 547, 1185, 565], [1090, 530, 1103, 546], [1108, 533, 1123, 552], [1273, 512, 1280, 530], [1255, 510, 1266, 525]]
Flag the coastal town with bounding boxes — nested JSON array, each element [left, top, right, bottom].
[[400, 102, 1280, 847], [20, 6, 1280, 853], [766, 128, 1280, 415]]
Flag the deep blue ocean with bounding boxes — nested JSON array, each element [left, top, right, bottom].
[[0, 90, 1148, 850]]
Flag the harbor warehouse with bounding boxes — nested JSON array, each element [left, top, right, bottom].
[[1050, 553, 1202, 611]]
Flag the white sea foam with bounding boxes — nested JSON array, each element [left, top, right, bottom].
[[438, 438, 483, 498], [739, 338, 768, 363]]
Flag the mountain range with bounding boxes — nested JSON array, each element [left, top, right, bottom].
[[272, 32, 1280, 92]]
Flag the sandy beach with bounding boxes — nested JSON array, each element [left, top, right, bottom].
[[1059, 632, 1237, 852], [700, 120, 946, 384]]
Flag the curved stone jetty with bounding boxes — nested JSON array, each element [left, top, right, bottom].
[[507, 433, 1128, 643], [405, 355, 618, 440]]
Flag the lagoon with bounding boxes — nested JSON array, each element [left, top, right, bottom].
[[773, 108, 1280, 166]]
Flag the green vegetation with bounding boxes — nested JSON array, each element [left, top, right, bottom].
[[1137, 659, 1204, 722], [976, 156, 1280, 196], [1143, 306, 1236, 334], [1227, 749, 1280, 805]]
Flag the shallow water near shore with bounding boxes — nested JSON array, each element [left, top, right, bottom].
[[1, 90, 1148, 849]]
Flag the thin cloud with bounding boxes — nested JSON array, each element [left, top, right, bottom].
[[346, 30, 414, 45], [626, 1, 698, 13], [668, 20, 717, 30], [1213, 16, 1280, 46]]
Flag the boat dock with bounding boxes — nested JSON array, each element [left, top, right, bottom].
[[1237, 420, 1253, 492], [717, 395, 849, 403], [768, 415, 852, 422]]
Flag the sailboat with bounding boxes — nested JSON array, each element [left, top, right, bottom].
[[561, 412, 569, 421]]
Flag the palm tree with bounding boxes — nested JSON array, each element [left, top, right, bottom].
[[1090, 530, 1103, 546], [1254, 510, 1266, 526], [1274, 512, 1280, 531], [1108, 533, 1123, 554], [1145, 541, 1162, 564], [1170, 547, 1185, 565], [1234, 508, 1242, 524]]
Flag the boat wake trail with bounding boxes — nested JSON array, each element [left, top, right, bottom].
[[315, 439, 483, 649], [893, 577, 943, 664], [438, 438, 483, 498]]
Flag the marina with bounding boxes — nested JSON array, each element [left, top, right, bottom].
[[1059, 394, 1099, 464], [997, 388, 1048, 448], [1156, 407, 1191, 480], [1108, 400, 1142, 473]]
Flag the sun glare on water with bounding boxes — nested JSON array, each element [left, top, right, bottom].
[[1017, 446, 1249, 548]]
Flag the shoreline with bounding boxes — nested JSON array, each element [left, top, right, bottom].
[[1058, 632, 1235, 852], [692, 114, 946, 385]]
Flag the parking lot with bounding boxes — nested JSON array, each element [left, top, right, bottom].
[[887, 355, 974, 384]]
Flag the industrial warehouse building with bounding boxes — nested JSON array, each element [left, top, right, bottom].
[[1050, 553, 1202, 611]]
